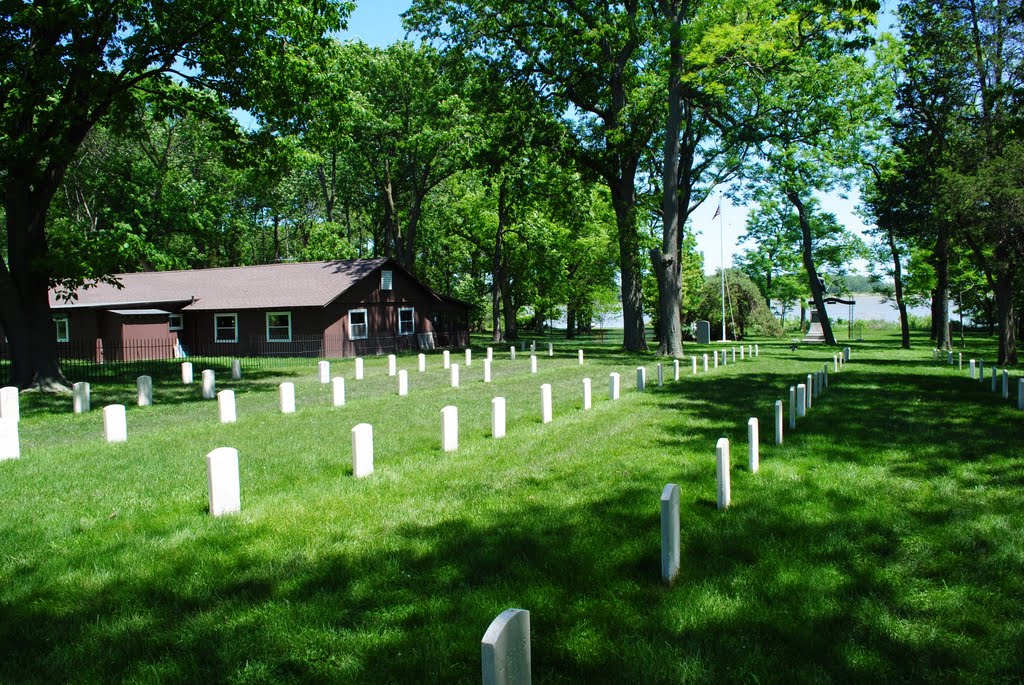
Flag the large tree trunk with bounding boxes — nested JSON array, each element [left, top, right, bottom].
[[491, 179, 507, 343], [933, 223, 952, 350], [2, 178, 70, 390], [565, 306, 576, 339], [787, 190, 836, 345], [994, 275, 1017, 365], [886, 225, 911, 349], [609, 176, 647, 352]]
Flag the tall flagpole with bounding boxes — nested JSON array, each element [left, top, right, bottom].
[[720, 199, 727, 342]]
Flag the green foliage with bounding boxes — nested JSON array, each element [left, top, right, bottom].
[[696, 268, 783, 338]]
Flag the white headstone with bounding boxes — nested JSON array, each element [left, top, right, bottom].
[[636, 367, 646, 391], [806, 374, 814, 409], [103, 404, 127, 443], [979, 359, 985, 382], [748, 417, 759, 474], [834, 355, 839, 373], [355, 357, 364, 380], [484, 359, 492, 383], [958, 353, 963, 371], [673, 359, 680, 381], [548, 343, 553, 357], [609, 372, 620, 400], [775, 399, 783, 445], [487, 347, 494, 361], [398, 369, 409, 396], [319, 360, 331, 384], [748, 344, 753, 358], [231, 359, 242, 380], [530, 355, 538, 374], [0, 418, 19, 461], [443, 350, 451, 369], [583, 378, 592, 410], [332, 377, 346, 407], [481, 608, 531, 685], [578, 349, 584, 365], [692, 357, 698, 375], [722, 350, 727, 366], [466, 349, 472, 367], [661, 483, 681, 585], [73, 381, 90, 414], [206, 447, 240, 516], [351, 423, 373, 478], [796, 384, 807, 417], [136, 375, 153, 407], [388, 354, 397, 376], [530, 340, 536, 353], [947, 350, 954, 365], [843, 346, 850, 361], [657, 363, 664, 387], [970, 359, 977, 379], [419, 353, 427, 372], [451, 363, 460, 388], [716, 437, 731, 510], [1002, 370, 1010, 399], [441, 405, 458, 452], [732, 347, 737, 362], [510, 346, 516, 361], [279, 382, 296, 414], [201, 369, 215, 399], [789, 386, 797, 429], [0, 386, 19, 423], [218, 389, 237, 424], [540, 384, 552, 424], [181, 361, 194, 384], [703, 353, 709, 372], [741, 346, 745, 360], [492, 397, 506, 438]]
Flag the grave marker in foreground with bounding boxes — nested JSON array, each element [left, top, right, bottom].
[[201, 370, 216, 399], [609, 373, 620, 400], [748, 418, 760, 474], [332, 377, 346, 407], [73, 381, 90, 414], [441, 406, 458, 452], [218, 390, 236, 424], [661, 483, 681, 585], [481, 608, 531, 685], [181, 362, 194, 384], [351, 423, 374, 478], [137, 375, 153, 407], [279, 382, 296, 414], [206, 447, 240, 516], [492, 397, 506, 438], [104, 404, 127, 443], [0, 419, 19, 461], [716, 438, 731, 510]]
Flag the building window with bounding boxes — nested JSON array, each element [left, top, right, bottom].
[[266, 311, 292, 342], [398, 307, 415, 335], [214, 313, 238, 343], [168, 313, 184, 331], [381, 270, 393, 291], [348, 309, 368, 339], [55, 316, 69, 342]]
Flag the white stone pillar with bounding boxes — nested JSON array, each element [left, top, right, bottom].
[[548, 342, 554, 357], [319, 360, 330, 384], [716, 438, 731, 510], [387, 354, 397, 376], [741, 346, 745, 360], [441, 405, 458, 452], [0, 418, 18, 461], [703, 353, 709, 372], [609, 372, 620, 400], [661, 483, 681, 585], [789, 387, 797, 429], [491, 397, 506, 438], [970, 359, 976, 379], [218, 390, 236, 424], [947, 350, 954, 365], [958, 353, 963, 371], [451, 363, 460, 388], [443, 350, 451, 369], [1003, 370, 1010, 399], [332, 377, 346, 407], [73, 381, 90, 414], [796, 384, 807, 418], [136, 375, 153, 407], [231, 359, 242, 380], [481, 609, 531, 685], [398, 369, 409, 396], [834, 355, 839, 373], [487, 347, 493, 361], [713, 352, 719, 369], [530, 340, 536, 353], [636, 367, 646, 391], [748, 417, 760, 474], [578, 349, 584, 365], [484, 359, 492, 383], [201, 370, 216, 399], [583, 378, 592, 410], [465, 348, 472, 367], [355, 357, 364, 380], [673, 359, 680, 381], [541, 384, 552, 424], [510, 346, 516, 361], [979, 359, 985, 382], [419, 353, 426, 372], [103, 404, 127, 443], [806, 374, 814, 409], [181, 361, 194, 384], [206, 447, 240, 516], [530, 355, 538, 374], [692, 357, 698, 375], [732, 347, 737, 362], [351, 423, 373, 478], [279, 382, 296, 414], [775, 400, 783, 445], [755, 344, 760, 356]]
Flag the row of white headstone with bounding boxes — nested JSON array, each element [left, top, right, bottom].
[[0, 386, 19, 461], [966, 358, 1024, 409]]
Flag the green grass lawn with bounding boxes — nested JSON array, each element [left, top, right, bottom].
[[2, 330, 1022, 683]]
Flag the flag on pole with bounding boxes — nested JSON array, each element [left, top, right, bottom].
[[712, 202, 721, 219]]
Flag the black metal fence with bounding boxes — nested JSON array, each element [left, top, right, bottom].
[[0, 330, 470, 384]]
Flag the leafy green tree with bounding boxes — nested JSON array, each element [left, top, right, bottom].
[[0, 1, 350, 389], [695, 268, 782, 339]]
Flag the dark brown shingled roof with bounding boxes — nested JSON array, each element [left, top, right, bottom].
[[49, 259, 393, 311]]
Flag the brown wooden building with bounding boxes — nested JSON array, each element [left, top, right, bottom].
[[47, 259, 471, 360]]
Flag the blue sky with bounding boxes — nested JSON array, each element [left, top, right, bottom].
[[339, 1, 875, 276]]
